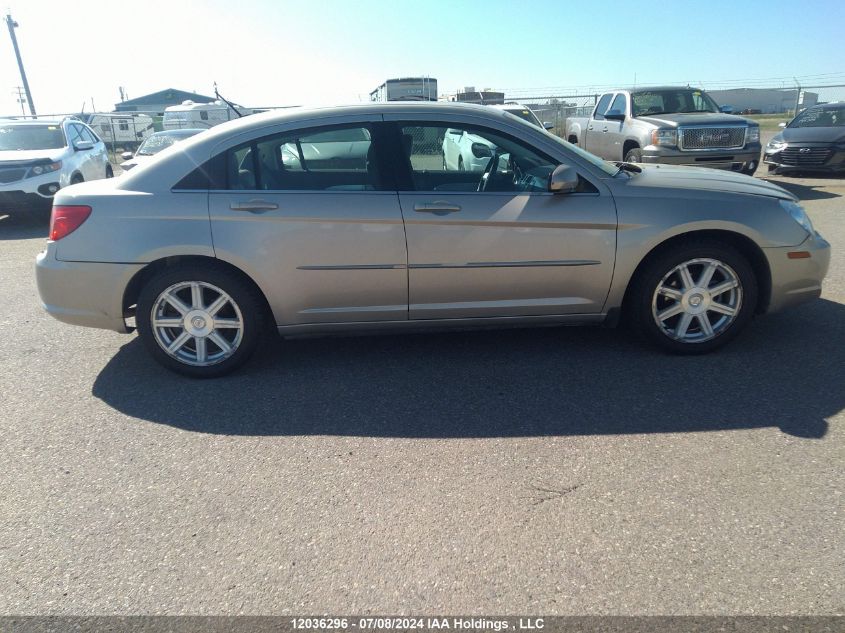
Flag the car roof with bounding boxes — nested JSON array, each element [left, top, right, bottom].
[[623, 86, 705, 93], [168, 102, 515, 143], [152, 128, 206, 136]]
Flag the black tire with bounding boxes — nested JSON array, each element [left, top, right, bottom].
[[767, 164, 779, 174], [458, 156, 465, 172], [71, 174, 84, 185], [624, 148, 643, 163], [741, 164, 758, 176], [628, 241, 758, 354], [105, 165, 114, 178], [136, 264, 266, 378]]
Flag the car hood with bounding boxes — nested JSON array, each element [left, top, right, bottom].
[[635, 112, 750, 128], [0, 149, 66, 164], [779, 126, 845, 144], [625, 164, 796, 200]]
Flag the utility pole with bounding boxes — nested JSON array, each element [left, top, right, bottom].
[[13, 86, 26, 115], [5, 12, 36, 116]]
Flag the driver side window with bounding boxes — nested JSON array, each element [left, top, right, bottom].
[[400, 124, 557, 193]]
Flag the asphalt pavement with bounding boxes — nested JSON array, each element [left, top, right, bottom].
[[0, 168, 842, 615]]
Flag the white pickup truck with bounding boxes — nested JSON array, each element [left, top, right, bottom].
[[565, 86, 761, 175]]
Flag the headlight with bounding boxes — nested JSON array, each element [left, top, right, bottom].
[[27, 161, 62, 178], [746, 126, 760, 143], [651, 129, 677, 147], [780, 200, 814, 235], [767, 138, 786, 150]]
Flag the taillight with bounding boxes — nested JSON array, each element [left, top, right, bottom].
[[49, 205, 92, 241]]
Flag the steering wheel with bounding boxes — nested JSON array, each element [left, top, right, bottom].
[[477, 149, 502, 192]]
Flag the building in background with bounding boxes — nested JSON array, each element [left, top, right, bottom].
[[369, 77, 438, 102], [708, 88, 818, 114], [114, 89, 215, 115]]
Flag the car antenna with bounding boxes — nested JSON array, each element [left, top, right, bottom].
[[213, 82, 243, 118]]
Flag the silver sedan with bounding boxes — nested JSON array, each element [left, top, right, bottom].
[[36, 103, 830, 377]]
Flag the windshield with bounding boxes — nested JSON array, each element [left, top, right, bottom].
[[0, 124, 66, 151], [137, 132, 196, 155], [631, 89, 720, 116], [504, 108, 542, 127], [789, 106, 845, 128]]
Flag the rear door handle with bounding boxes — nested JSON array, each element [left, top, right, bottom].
[[414, 202, 461, 215], [587, 125, 594, 131], [230, 199, 279, 212]]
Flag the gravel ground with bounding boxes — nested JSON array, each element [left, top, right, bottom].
[[0, 162, 842, 615]]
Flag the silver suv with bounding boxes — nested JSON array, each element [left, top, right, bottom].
[[0, 118, 112, 212]]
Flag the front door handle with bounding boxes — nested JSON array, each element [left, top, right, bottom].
[[414, 202, 461, 215], [230, 199, 279, 212], [602, 127, 609, 133]]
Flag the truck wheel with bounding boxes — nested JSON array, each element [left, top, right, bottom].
[[628, 240, 757, 354], [624, 148, 643, 163], [105, 165, 114, 178]]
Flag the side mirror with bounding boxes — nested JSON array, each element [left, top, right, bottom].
[[74, 140, 95, 151], [604, 111, 626, 122], [549, 164, 579, 194], [121, 151, 134, 160], [471, 142, 492, 159], [543, 121, 554, 130], [448, 128, 463, 136], [720, 105, 734, 114], [779, 122, 787, 128]]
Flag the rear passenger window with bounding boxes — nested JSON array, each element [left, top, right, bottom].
[[227, 126, 379, 191]]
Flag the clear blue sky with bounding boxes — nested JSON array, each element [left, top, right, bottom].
[[2, 0, 844, 114]]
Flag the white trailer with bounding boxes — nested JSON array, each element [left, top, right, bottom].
[[163, 100, 254, 130], [77, 113, 155, 148]]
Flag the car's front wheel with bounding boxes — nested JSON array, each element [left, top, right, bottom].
[[136, 265, 266, 377], [628, 241, 758, 354]]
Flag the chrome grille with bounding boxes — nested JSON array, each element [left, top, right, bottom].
[[679, 127, 746, 150], [0, 168, 27, 184], [779, 147, 832, 166]]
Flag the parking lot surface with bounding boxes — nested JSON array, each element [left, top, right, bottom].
[[0, 169, 842, 615]]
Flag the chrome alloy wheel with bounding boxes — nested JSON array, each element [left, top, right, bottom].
[[150, 281, 244, 366], [651, 258, 743, 343]]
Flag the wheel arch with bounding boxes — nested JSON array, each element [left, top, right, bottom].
[[620, 229, 772, 317], [622, 139, 640, 159], [122, 255, 274, 326]]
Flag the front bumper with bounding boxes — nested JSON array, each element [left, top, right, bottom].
[[35, 244, 143, 333], [0, 171, 62, 209], [641, 143, 762, 171], [763, 143, 845, 172], [763, 230, 831, 313]]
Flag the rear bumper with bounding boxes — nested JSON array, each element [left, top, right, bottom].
[[764, 231, 831, 313], [642, 144, 762, 171], [35, 245, 143, 333]]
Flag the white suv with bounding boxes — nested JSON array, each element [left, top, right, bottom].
[[0, 118, 112, 212]]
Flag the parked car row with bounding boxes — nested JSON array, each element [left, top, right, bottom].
[[36, 103, 830, 377]]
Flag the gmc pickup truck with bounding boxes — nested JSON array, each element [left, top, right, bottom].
[[565, 86, 761, 175]]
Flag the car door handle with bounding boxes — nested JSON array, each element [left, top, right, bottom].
[[230, 200, 279, 212], [602, 127, 609, 133], [414, 202, 461, 215], [587, 125, 594, 131]]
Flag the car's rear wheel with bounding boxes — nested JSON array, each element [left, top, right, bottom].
[[629, 241, 758, 354], [71, 174, 84, 185], [105, 165, 114, 178], [458, 156, 465, 171], [136, 265, 265, 377]]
